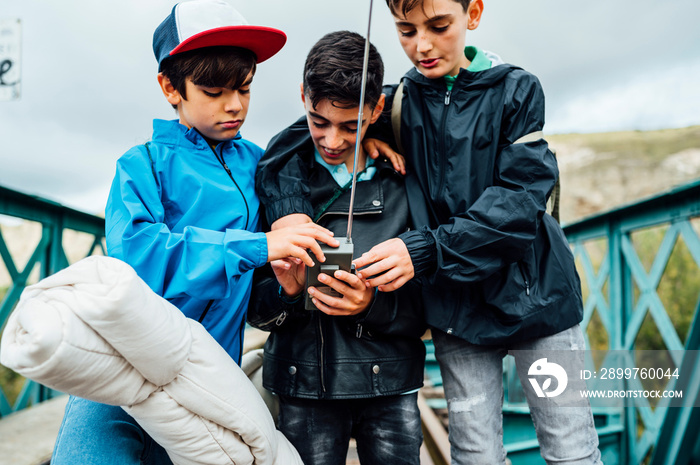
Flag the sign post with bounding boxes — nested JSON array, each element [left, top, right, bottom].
[[0, 19, 21, 101]]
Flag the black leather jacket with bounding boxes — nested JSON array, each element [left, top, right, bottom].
[[249, 118, 426, 399]]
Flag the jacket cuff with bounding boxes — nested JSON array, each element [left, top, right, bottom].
[[277, 285, 304, 305], [264, 196, 314, 225], [223, 230, 268, 274], [399, 228, 437, 279]]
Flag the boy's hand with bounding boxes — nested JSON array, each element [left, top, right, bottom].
[[271, 213, 313, 231], [363, 138, 406, 175], [308, 270, 373, 316], [353, 238, 414, 292], [271, 259, 305, 297], [269, 213, 314, 283], [266, 223, 338, 267]]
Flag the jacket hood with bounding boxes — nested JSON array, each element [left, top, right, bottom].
[[404, 63, 520, 91]]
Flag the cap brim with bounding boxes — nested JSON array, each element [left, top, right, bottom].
[[170, 26, 287, 63]]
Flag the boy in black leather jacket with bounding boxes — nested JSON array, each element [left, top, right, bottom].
[[248, 31, 426, 465]]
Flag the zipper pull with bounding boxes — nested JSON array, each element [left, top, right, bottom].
[[275, 311, 288, 326], [217, 146, 234, 177], [525, 280, 530, 296], [221, 161, 233, 177], [356, 323, 363, 339], [445, 90, 451, 105]]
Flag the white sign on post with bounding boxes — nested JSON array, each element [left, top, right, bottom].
[[0, 19, 21, 101]]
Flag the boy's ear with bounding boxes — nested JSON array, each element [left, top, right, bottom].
[[300, 83, 306, 105], [370, 94, 386, 124], [467, 0, 484, 30], [158, 73, 182, 107]]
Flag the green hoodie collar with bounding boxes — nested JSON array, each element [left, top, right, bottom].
[[444, 46, 492, 90]]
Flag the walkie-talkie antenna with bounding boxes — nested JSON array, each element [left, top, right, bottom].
[[304, 0, 375, 310], [346, 0, 374, 243]]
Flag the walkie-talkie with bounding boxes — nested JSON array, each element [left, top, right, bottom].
[[304, 241, 355, 310], [305, 0, 375, 311]]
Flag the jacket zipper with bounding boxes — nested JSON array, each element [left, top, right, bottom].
[[238, 320, 245, 365], [198, 300, 214, 323], [318, 314, 326, 393], [209, 144, 250, 230], [517, 261, 531, 296], [437, 89, 452, 192], [258, 310, 288, 328]]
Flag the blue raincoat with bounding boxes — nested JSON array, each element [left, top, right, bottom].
[[105, 119, 268, 363]]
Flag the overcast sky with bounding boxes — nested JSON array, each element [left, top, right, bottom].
[[1, 0, 699, 214]]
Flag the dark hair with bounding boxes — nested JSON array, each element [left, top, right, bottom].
[[160, 46, 257, 107], [385, 0, 470, 17], [303, 31, 384, 110]]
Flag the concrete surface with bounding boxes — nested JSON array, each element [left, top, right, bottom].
[[0, 395, 67, 465]]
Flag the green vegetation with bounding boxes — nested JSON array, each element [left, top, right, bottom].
[[583, 224, 700, 350], [0, 364, 25, 410], [1, 286, 23, 413], [632, 225, 699, 349]]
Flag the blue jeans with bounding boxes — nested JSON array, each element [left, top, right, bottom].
[[433, 324, 603, 465], [51, 396, 173, 465], [277, 393, 422, 465]]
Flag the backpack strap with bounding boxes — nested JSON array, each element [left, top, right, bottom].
[[513, 130, 544, 145], [391, 81, 405, 154], [546, 148, 561, 223]]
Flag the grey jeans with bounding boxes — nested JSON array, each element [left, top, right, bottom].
[[433, 324, 603, 465]]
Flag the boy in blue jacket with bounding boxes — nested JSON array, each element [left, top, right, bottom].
[[261, 0, 603, 464], [250, 31, 426, 465], [51, 1, 337, 464]]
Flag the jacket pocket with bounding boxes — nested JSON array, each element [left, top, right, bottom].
[[516, 260, 531, 297], [478, 260, 533, 323]]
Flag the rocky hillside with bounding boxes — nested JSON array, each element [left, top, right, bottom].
[[548, 125, 700, 224]]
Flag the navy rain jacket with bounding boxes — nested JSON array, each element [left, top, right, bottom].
[[387, 65, 583, 344]]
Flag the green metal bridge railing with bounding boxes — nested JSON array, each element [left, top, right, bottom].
[[497, 179, 700, 465], [0, 185, 105, 417], [1, 180, 699, 464], [567, 179, 700, 465]]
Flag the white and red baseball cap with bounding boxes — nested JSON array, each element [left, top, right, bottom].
[[153, 0, 287, 70]]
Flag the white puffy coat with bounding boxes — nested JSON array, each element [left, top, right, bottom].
[[0, 256, 301, 465]]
